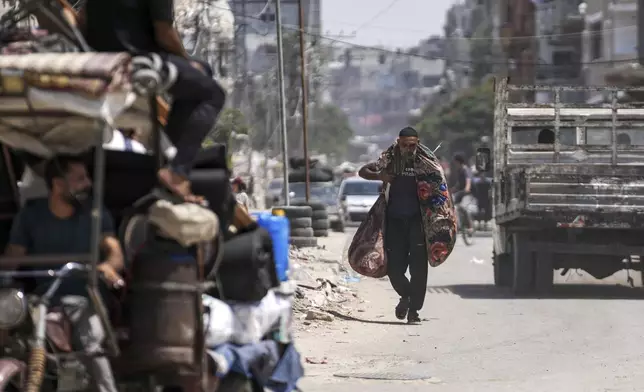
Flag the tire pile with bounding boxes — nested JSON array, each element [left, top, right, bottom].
[[272, 205, 318, 248], [294, 201, 329, 237], [288, 157, 333, 183]]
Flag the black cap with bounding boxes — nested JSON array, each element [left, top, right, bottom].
[[399, 126, 418, 137]]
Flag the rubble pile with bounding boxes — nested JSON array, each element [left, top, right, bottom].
[[288, 245, 360, 322]]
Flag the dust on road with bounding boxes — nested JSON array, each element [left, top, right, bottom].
[[296, 231, 644, 392]]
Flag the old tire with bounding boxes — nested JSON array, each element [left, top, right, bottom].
[[272, 205, 312, 219], [312, 219, 330, 230], [294, 200, 327, 211], [289, 217, 312, 229], [331, 220, 345, 233], [291, 227, 314, 237], [534, 251, 554, 294], [312, 209, 329, 219], [290, 236, 318, 248], [511, 232, 534, 295], [313, 229, 329, 237], [493, 250, 513, 287]]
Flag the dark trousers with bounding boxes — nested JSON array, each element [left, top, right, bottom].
[[162, 54, 226, 177], [385, 214, 428, 311]]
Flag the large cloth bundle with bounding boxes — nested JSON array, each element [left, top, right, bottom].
[[348, 142, 457, 278]]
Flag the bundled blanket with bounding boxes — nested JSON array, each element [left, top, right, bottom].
[[348, 142, 457, 278]]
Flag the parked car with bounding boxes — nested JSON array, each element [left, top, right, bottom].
[[264, 177, 283, 208], [338, 177, 382, 223], [280, 182, 345, 232]]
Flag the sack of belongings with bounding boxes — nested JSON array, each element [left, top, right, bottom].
[[347, 195, 388, 278]]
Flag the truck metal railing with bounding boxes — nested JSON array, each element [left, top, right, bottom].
[[495, 78, 644, 166]]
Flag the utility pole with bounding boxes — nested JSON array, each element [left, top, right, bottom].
[[297, 0, 311, 202], [639, 0, 644, 64], [275, 0, 290, 205]]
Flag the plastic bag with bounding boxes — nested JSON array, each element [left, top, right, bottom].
[[347, 195, 388, 278], [203, 295, 234, 347]]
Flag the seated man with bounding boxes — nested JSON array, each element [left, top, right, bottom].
[[77, 0, 226, 202], [4, 155, 124, 392]]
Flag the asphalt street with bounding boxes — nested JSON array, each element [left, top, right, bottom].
[[297, 229, 644, 392]]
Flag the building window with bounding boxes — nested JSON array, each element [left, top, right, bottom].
[[590, 21, 602, 60], [614, 23, 636, 55]]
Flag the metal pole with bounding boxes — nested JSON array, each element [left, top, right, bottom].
[[639, 0, 644, 64], [297, 0, 310, 202], [275, 0, 290, 205]]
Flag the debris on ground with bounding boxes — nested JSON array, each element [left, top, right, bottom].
[[305, 357, 328, 365], [289, 245, 362, 329]]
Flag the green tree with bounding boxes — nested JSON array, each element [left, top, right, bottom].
[[416, 81, 494, 157], [308, 104, 354, 155], [204, 107, 250, 146], [470, 20, 494, 85]]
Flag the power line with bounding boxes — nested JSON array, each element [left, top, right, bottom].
[[211, 5, 642, 66]]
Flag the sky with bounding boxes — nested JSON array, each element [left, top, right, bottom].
[[321, 0, 456, 49]]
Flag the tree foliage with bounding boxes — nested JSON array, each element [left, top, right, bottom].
[[308, 104, 353, 155], [248, 33, 354, 158], [416, 81, 494, 158], [204, 107, 249, 146]]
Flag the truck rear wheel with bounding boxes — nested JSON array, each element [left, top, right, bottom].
[[534, 251, 554, 293], [493, 250, 513, 287], [511, 232, 534, 295]]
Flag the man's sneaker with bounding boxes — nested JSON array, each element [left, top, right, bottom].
[[395, 297, 410, 320], [407, 310, 421, 325]]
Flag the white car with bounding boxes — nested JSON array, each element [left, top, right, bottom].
[[338, 177, 382, 223]]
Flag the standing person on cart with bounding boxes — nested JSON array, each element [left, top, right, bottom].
[[78, 0, 227, 202]]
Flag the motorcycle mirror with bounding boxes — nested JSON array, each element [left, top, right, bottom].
[[475, 147, 491, 172]]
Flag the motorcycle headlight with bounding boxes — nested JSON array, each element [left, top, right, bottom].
[[0, 289, 28, 329]]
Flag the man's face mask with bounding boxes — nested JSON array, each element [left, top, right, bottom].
[[64, 185, 92, 207]]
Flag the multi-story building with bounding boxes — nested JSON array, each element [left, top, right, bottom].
[[326, 43, 444, 137], [229, 0, 322, 74], [499, 0, 537, 100], [580, 0, 636, 102], [175, 0, 235, 92], [533, 0, 584, 102]]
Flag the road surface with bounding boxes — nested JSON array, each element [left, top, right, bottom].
[[297, 229, 644, 391]]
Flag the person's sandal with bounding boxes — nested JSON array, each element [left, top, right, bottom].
[[158, 168, 201, 203]]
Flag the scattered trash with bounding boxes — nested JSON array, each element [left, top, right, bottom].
[[470, 257, 486, 264], [342, 275, 361, 283], [305, 357, 328, 365], [305, 310, 334, 322]]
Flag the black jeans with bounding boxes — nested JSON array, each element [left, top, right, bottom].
[[162, 54, 226, 177], [385, 214, 428, 311]]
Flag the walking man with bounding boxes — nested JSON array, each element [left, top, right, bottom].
[[358, 127, 456, 324]]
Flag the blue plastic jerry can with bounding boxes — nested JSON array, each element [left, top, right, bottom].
[[255, 212, 290, 281]]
